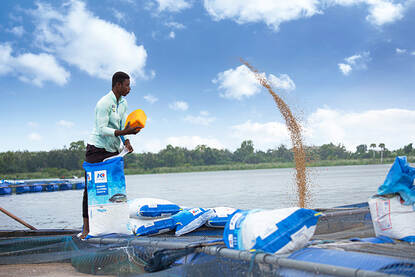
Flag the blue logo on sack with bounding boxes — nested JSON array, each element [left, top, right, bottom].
[[95, 170, 107, 183]]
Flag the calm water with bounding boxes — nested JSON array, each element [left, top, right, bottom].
[[0, 164, 391, 230]]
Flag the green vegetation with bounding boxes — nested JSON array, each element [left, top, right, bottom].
[[1, 140, 415, 180]]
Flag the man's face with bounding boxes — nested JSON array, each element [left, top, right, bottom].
[[120, 79, 130, 96]]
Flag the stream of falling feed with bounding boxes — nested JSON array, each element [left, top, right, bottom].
[[242, 59, 309, 208]]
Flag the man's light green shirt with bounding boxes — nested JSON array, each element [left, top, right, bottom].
[[88, 91, 128, 153]]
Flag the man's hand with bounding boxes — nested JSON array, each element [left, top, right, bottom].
[[115, 122, 141, 136], [124, 122, 141, 135], [124, 139, 133, 153]]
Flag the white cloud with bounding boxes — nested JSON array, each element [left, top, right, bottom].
[[155, 0, 191, 12], [144, 94, 159, 104], [16, 53, 70, 86], [57, 120, 75, 128], [213, 65, 261, 100], [229, 108, 415, 151], [411, 51, 415, 56], [305, 108, 415, 151], [338, 63, 352, 75], [169, 101, 189, 111], [231, 120, 290, 149], [396, 48, 407, 54], [0, 43, 69, 86], [166, 136, 224, 149], [213, 65, 296, 100], [184, 111, 216, 126], [31, 1, 148, 81], [141, 139, 164, 153], [268, 74, 296, 92], [365, 0, 404, 25], [169, 31, 176, 39], [0, 44, 13, 75], [165, 21, 186, 29], [112, 9, 126, 23], [338, 52, 370, 75], [327, 0, 405, 25], [345, 54, 361, 65], [6, 26, 25, 36], [203, 0, 407, 31], [28, 132, 42, 141], [204, 0, 321, 31]]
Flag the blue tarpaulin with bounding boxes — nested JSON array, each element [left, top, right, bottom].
[[378, 156, 415, 205]]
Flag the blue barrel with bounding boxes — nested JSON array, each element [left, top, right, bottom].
[[16, 185, 30, 194], [75, 182, 85, 190], [30, 183, 43, 192], [45, 183, 59, 192], [59, 182, 72, 191], [0, 185, 12, 195]]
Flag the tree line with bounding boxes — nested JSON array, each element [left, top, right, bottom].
[[1, 140, 414, 175]]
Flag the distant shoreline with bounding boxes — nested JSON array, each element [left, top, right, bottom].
[[2, 158, 401, 180]]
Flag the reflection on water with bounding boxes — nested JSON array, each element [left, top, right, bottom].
[[0, 164, 391, 230]]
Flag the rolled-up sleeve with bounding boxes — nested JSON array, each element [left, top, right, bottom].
[[96, 103, 116, 136]]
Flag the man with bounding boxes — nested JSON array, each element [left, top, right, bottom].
[[80, 71, 141, 239]]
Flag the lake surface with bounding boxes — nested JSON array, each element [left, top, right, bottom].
[[0, 164, 392, 230]]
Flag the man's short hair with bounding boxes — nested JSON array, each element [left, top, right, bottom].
[[112, 72, 130, 88]]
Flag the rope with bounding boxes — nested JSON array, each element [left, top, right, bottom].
[[124, 237, 148, 267], [247, 249, 265, 276]]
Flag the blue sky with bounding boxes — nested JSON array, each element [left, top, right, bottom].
[[0, 0, 414, 153]]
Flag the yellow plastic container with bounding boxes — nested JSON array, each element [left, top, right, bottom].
[[125, 109, 147, 128]]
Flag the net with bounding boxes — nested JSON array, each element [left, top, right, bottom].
[[1, 205, 414, 276]]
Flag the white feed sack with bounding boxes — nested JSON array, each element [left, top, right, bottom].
[[89, 203, 130, 236], [224, 208, 321, 254], [128, 198, 182, 219], [368, 195, 415, 242]]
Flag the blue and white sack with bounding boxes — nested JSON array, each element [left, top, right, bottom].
[[128, 217, 176, 236], [129, 198, 182, 219], [173, 208, 215, 236], [224, 208, 321, 254], [206, 207, 238, 228], [83, 157, 129, 236]]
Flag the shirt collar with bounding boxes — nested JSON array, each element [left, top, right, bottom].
[[109, 90, 125, 104]]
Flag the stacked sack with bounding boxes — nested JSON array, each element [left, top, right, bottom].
[[368, 156, 415, 242], [128, 198, 221, 236], [206, 207, 238, 228], [173, 208, 215, 236], [128, 198, 181, 236]]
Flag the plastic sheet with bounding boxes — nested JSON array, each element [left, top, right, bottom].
[[378, 156, 415, 205]]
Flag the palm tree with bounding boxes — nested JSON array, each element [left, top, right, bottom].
[[370, 143, 376, 159], [379, 143, 385, 163]]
